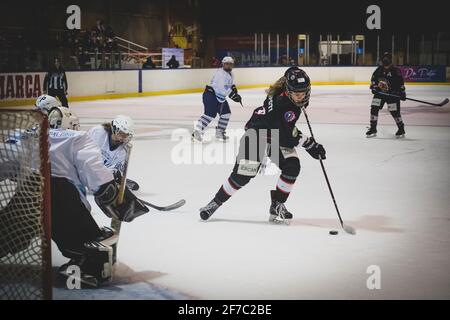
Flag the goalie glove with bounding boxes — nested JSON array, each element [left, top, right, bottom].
[[302, 137, 326, 160], [94, 180, 149, 222]]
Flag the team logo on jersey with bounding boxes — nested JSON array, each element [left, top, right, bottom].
[[255, 107, 266, 115], [284, 111, 296, 122]]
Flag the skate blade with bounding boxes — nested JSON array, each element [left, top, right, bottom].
[[366, 133, 377, 138], [215, 137, 229, 142], [269, 215, 291, 225], [396, 134, 405, 139]]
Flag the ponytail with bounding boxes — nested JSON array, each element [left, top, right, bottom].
[[266, 76, 286, 97]]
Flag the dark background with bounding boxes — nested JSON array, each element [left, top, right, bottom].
[[199, 0, 448, 34]]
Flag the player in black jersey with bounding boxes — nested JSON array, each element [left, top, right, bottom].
[[367, 52, 406, 138], [199, 67, 326, 224]]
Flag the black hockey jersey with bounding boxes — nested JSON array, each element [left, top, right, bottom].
[[245, 93, 301, 148], [370, 66, 406, 98]]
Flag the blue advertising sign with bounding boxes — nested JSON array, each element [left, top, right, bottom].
[[398, 66, 446, 82]]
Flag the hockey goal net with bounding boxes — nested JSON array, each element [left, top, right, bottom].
[[0, 110, 52, 300]]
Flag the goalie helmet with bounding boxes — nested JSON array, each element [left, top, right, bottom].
[[48, 106, 80, 130], [284, 67, 311, 108], [35, 95, 61, 114], [111, 115, 134, 141]]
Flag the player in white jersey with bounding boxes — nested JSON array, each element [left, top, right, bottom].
[[86, 115, 139, 190], [192, 56, 242, 142], [40, 98, 148, 286]]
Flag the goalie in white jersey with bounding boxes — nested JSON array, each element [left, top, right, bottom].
[[86, 115, 139, 190], [34, 96, 148, 286]]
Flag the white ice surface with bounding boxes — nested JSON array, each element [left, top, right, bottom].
[[51, 85, 450, 299]]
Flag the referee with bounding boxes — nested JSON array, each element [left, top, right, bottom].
[[44, 58, 69, 107]]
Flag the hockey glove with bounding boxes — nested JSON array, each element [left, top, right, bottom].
[[112, 170, 122, 184], [370, 85, 378, 95], [125, 178, 140, 191], [229, 85, 242, 104], [112, 170, 139, 191], [229, 92, 242, 104], [292, 126, 308, 147], [94, 180, 149, 222], [399, 91, 406, 101], [302, 137, 326, 160]]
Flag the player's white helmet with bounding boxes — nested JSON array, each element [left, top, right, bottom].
[[35, 95, 61, 114], [111, 115, 134, 141], [222, 56, 234, 64], [48, 106, 80, 130]]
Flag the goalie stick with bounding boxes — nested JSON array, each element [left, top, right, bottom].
[[110, 142, 132, 236], [140, 198, 186, 211]]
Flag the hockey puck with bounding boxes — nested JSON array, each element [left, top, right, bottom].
[[329, 230, 338, 235]]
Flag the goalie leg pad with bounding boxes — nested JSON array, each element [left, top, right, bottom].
[[58, 230, 118, 287]]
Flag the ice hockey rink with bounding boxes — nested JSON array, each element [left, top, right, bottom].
[[52, 84, 450, 299]]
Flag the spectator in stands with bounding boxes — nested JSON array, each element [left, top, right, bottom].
[[104, 26, 117, 52], [43, 58, 69, 107], [167, 55, 180, 69], [143, 56, 156, 69], [96, 20, 106, 35]]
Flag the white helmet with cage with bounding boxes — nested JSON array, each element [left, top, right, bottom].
[[48, 106, 80, 131], [35, 95, 62, 114], [111, 115, 134, 141]]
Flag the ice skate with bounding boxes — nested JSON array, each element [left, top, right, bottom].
[[395, 125, 405, 138], [191, 129, 203, 142], [269, 191, 293, 225], [199, 199, 221, 221], [366, 127, 377, 138], [215, 127, 229, 141]]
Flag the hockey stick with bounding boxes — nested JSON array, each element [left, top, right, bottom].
[[140, 198, 186, 211], [301, 108, 356, 235], [110, 143, 133, 234], [375, 91, 449, 107]]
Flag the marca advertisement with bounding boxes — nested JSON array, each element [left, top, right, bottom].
[[0, 73, 45, 101]]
